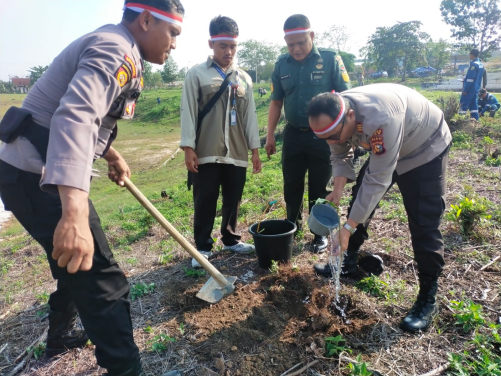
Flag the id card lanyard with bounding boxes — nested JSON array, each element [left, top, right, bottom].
[[213, 65, 239, 126]]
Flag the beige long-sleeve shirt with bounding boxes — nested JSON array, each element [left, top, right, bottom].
[[330, 83, 452, 224], [180, 57, 260, 167]]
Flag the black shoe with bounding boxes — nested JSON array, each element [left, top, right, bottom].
[[358, 253, 384, 276], [340, 249, 359, 276], [400, 278, 438, 333], [45, 310, 89, 358], [105, 358, 143, 376], [311, 235, 328, 253], [314, 262, 332, 277]]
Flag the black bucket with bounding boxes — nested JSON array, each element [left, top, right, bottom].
[[248, 219, 297, 269]]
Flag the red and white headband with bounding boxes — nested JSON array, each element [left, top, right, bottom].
[[124, 2, 183, 26], [312, 92, 345, 136], [284, 27, 311, 36], [210, 34, 238, 42]]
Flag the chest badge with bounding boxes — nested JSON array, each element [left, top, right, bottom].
[[316, 63, 323, 69]]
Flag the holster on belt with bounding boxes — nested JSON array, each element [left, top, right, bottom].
[[0, 106, 49, 162]]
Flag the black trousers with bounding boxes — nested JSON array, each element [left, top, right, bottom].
[[0, 161, 139, 370], [347, 146, 450, 278], [282, 126, 332, 231], [192, 163, 247, 251]]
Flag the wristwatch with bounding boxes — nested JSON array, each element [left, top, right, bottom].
[[343, 222, 356, 235]]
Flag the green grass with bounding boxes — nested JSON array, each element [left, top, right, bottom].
[[0, 93, 25, 117]]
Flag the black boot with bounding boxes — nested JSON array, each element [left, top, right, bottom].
[[341, 248, 359, 276], [400, 277, 438, 333], [45, 310, 89, 357], [105, 358, 143, 376]]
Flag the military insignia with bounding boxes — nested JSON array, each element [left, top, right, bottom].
[[124, 55, 137, 78], [370, 128, 385, 155], [115, 67, 129, 87], [336, 55, 350, 83], [316, 63, 323, 69], [360, 141, 371, 150], [140, 76, 144, 88], [356, 123, 364, 133]]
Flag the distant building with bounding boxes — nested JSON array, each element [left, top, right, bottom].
[[11, 77, 30, 93]]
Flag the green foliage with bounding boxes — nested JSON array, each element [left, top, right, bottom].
[[130, 282, 156, 301], [451, 130, 473, 149], [446, 194, 492, 237], [269, 260, 279, 274], [183, 267, 206, 278], [355, 275, 389, 299], [450, 300, 486, 332], [149, 333, 175, 352], [485, 155, 501, 167], [28, 65, 49, 85], [448, 324, 501, 375], [347, 355, 373, 376], [28, 343, 46, 360], [440, 0, 501, 59], [36, 291, 50, 305], [325, 335, 350, 357]]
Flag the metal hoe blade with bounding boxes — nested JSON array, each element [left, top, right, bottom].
[[197, 275, 238, 304]]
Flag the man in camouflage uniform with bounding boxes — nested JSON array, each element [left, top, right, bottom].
[[265, 14, 350, 253]]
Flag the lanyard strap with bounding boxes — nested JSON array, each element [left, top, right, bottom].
[[213, 65, 238, 108]]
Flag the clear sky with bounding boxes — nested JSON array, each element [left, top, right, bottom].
[[0, 0, 453, 81]]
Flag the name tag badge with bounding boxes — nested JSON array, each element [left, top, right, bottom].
[[230, 109, 237, 126], [311, 71, 325, 81]]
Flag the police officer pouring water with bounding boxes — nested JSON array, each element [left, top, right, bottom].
[[265, 14, 350, 253], [0, 1, 183, 374], [308, 84, 452, 333]]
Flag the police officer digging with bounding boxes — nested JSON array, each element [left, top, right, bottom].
[[308, 84, 452, 333], [0, 1, 184, 375], [265, 14, 350, 253]]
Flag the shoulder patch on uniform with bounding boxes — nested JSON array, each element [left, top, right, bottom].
[[270, 82, 274, 93], [370, 128, 385, 155], [356, 123, 364, 133], [336, 55, 350, 83], [124, 55, 137, 78], [115, 66, 130, 88]]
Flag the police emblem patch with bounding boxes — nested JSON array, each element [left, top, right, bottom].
[[124, 55, 137, 78], [115, 67, 129, 87], [370, 128, 385, 155], [316, 63, 323, 69]]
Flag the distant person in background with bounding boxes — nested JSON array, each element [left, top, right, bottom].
[[180, 15, 261, 267], [478, 88, 500, 117], [459, 48, 485, 120], [0, 1, 184, 374], [265, 14, 350, 253]]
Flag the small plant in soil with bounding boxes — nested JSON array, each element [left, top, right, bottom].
[[183, 267, 206, 278], [446, 194, 492, 237], [269, 260, 279, 274], [355, 275, 389, 299], [450, 300, 486, 332], [28, 343, 46, 360], [130, 282, 156, 301], [149, 333, 175, 353], [324, 335, 350, 357], [347, 355, 373, 376]]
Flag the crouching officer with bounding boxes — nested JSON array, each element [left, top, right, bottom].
[[478, 88, 500, 117], [0, 1, 184, 374], [308, 84, 451, 333]]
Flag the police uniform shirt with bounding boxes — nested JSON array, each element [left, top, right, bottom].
[[270, 46, 350, 128], [329, 83, 452, 224], [0, 24, 143, 193]]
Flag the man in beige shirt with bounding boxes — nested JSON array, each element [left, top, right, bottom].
[[308, 84, 451, 333], [180, 16, 261, 266]]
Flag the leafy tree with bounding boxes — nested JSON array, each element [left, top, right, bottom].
[[0, 80, 13, 94], [160, 58, 179, 83], [440, 0, 501, 59], [28, 65, 49, 85], [316, 25, 349, 52], [364, 21, 430, 81], [425, 39, 452, 77], [237, 40, 280, 82], [142, 61, 163, 88], [338, 51, 356, 73]]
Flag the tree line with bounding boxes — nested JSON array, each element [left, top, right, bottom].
[[1, 0, 499, 93]]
